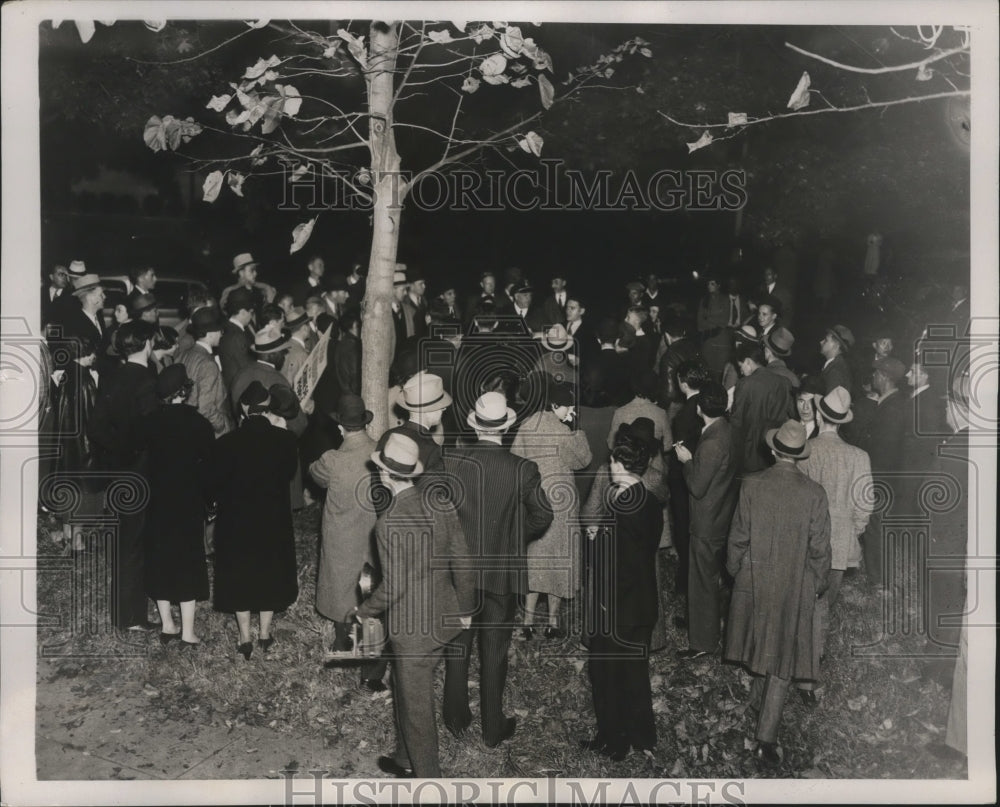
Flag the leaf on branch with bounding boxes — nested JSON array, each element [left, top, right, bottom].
[[509, 61, 528, 75], [517, 131, 544, 157], [143, 20, 166, 33], [470, 24, 494, 44], [75, 20, 96, 44], [499, 25, 524, 57], [290, 164, 310, 182], [275, 84, 302, 117], [227, 172, 246, 197], [727, 112, 748, 127], [640, 47, 653, 57], [202, 171, 224, 203], [479, 54, 509, 84], [249, 144, 267, 166], [538, 73, 554, 108], [687, 131, 714, 153], [526, 40, 553, 72], [244, 55, 282, 81], [916, 63, 934, 81], [786, 71, 812, 110], [143, 116, 166, 152], [461, 76, 481, 94], [337, 29, 368, 69], [427, 29, 453, 44], [604, 66, 615, 78], [322, 41, 341, 58], [244, 19, 270, 29], [290, 218, 317, 255], [206, 94, 233, 112], [510, 76, 531, 88], [450, 19, 468, 32], [492, 21, 508, 30], [143, 115, 201, 152], [226, 108, 251, 127]]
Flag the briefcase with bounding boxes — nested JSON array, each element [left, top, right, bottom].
[[324, 617, 385, 660]]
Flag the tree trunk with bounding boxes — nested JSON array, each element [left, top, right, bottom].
[[361, 23, 404, 439]]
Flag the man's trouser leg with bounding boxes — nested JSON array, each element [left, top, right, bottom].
[[754, 673, 790, 744], [687, 533, 725, 651], [477, 591, 516, 744], [391, 644, 444, 777]]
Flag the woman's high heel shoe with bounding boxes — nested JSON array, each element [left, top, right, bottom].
[[258, 636, 275, 653], [237, 641, 253, 660], [159, 631, 181, 646]]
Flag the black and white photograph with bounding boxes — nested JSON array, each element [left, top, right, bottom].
[[1, 1, 996, 804]]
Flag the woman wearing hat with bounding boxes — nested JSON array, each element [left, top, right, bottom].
[[511, 375, 592, 639], [212, 381, 300, 659], [138, 364, 215, 645]]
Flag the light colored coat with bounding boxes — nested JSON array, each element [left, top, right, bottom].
[[511, 410, 592, 597], [607, 396, 671, 503], [281, 337, 311, 387], [180, 342, 233, 437], [798, 430, 873, 570], [309, 429, 378, 621], [725, 461, 831, 681]]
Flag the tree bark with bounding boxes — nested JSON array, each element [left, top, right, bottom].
[[361, 22, 404, 439]]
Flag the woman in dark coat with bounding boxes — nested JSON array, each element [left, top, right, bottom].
[[212, 381, 299, 659], [139, 365, 215, 644]]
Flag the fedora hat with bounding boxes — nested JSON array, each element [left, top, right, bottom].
[[392, 270, 408, 287], [239, 379, 270, 413], [764, 326, 795, 358], [232, 252, 260, 274], [872, 356, 906, 385], [539, 323, 571, 352], [467, 391, 517, 432], [190, 306, 224, 335], [327, 273, 349, 292], [818, 386, 853, 424], [399, 371, 452, 412], [155, 363, 193, 400], [765, 419, 811, 459], [130, 292, 158, 315], [253, 326, 291, 354], [734, 324, 760, 344], [331, 393, 373, 429], [71, 273, 102, 296], [827, 324, 855, 353], [68, 260, 87, 276], [284, 307, 310, 330], [513, 282, 533, 295], [619, 416, 658, 451], [371, 432, 424, 478]]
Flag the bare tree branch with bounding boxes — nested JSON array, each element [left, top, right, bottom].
[[659, 89, 971, 130], [785, 41, 968, 74]]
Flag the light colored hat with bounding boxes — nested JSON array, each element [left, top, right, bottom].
[[71, 273, 102, 295], [232, 252, 260, 274], [284, 307, 309, 329], [371, 432, 424, 478], [467, 391, 517, 431], [393, 270, 408, 287], [399, 371, 452, 412], [764, 326, 795, 358], [539, 323, 571, 352], [68, 260, 87, 275], [765, 419, 811, 459], [253, 325, 291, 354], [818, 386, 853, 424]]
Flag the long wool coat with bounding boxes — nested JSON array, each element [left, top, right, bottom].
[[511, 410, 592, 598], [798, 431, 873, 570], [139, 403, 214, 602], [309, 429, 378, 621], [725, 461, 831, 681], [212, 415, 299, 613]]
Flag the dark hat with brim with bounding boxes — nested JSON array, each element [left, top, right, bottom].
[[765, 419, 811, 459], [618, 416, 658, 451], [285, 308, 310, 330], [253, 330, 291, 354], [267, 384, 301, 420], [764, 326, 795, 358], [327, 274, 349, 292], [155, 363, 194, 400], [330, 393, 374, 429], [130, 293, 158, 315], [827, 324, 855, 353]]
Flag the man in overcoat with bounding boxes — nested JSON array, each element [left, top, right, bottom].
[[724, 419, 831, 765], [354, 433, 475, 778], [179, 307, 233, 437], [309, 394, 386, 690], [674, 382, 738, 658], [441, 392, 553, 746], [729, 342, 796, 475], [219, 287, 256, 392]]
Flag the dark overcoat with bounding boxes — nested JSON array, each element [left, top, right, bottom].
[[212, 416, 299, 613], [139, 403, 214, 602], [724, 462, 832, 681], [729, 365, 796, 474]]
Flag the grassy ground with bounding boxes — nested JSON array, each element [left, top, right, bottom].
[[35, 506, 967, 780]]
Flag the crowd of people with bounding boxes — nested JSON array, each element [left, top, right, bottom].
[[38, 251, 972, 772]]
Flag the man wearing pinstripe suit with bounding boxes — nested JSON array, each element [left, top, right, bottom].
[[442, 392, 553, 746]]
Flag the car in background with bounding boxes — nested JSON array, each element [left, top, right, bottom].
[[99, 274, 210, 330]]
